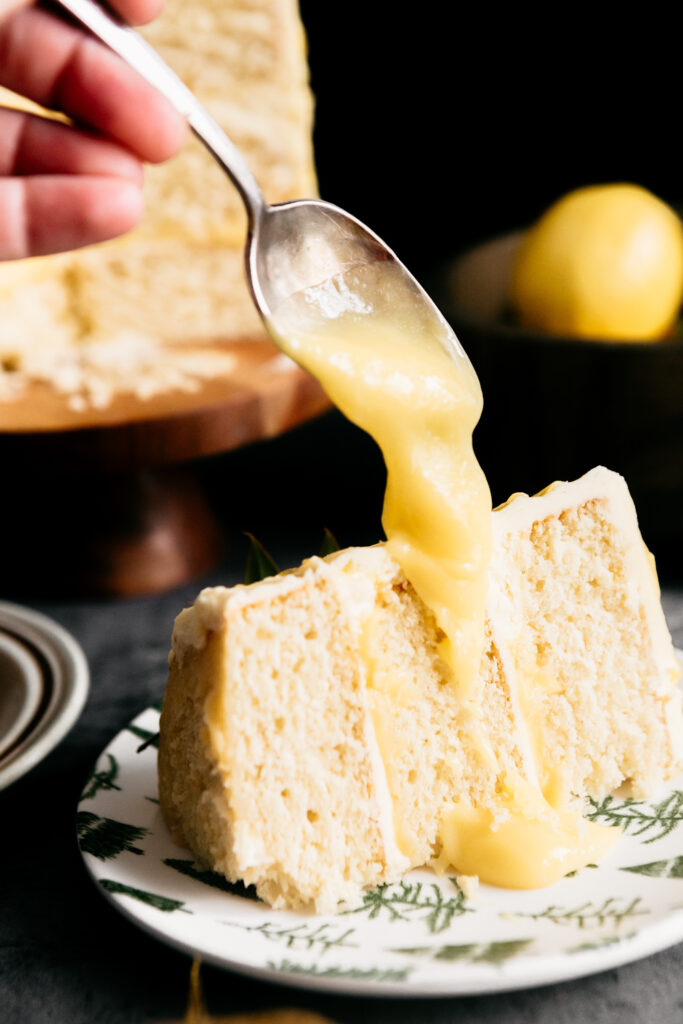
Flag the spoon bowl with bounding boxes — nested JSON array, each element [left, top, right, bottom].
[[248, 199, 470, 372], [247, 199, 390, 319]]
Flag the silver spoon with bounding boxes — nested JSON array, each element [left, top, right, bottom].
[[55, 0, 470, 367]]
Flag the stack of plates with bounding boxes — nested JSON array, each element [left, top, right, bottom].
[[0, 601, 89, 790]]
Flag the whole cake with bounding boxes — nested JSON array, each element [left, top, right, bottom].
[[159, 466, 683, 911], [0, 0, 316, 410]]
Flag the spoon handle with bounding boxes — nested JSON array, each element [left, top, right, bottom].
[[53, 0, 266, 225]]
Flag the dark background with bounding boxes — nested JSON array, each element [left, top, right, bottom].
[[298, 5, 680, 279]]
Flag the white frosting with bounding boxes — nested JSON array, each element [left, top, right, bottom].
[[331, 559, 412, 878]]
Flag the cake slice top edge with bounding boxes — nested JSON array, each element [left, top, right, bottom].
[[170, 545, 396, 657], [494, 466, 631, 524]]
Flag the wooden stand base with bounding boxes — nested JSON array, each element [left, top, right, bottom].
[[2, 468, 223, 599]]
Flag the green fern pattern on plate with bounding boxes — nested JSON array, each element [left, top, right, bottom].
[[392, 938, 532, 965], [126, 724, 160, 752], [568, 932, 636, 954], [621, 856, 683, 879], [224, 920, 357, 953], [99, 879, 190, 913], [81, 754, 121, 801], [164, 858, 261, 899], [267, 960, 411, 983], [76, 811, 148, 860], [509, 896, 648, 930], [586, 791, 683, 843], [342, 879, 472, 934]]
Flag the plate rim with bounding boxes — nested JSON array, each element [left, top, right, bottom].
[[0, 629, 45, 759], [86, 865, 683, 997], [0, 601, 89, 791]]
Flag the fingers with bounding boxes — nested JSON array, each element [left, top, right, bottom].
[[0, 1, 175, 259], [0, 0, 164, 22], [0, 175, 144, 260], [0, 1, 173, 260], [0, 5, 186, 163], [0, 108, 143, 182], [109, 0, 165, 25]]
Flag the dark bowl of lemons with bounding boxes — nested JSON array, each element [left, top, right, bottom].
[[441, 184, 683, 576]]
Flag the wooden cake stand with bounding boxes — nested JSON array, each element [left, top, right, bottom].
[[0, 338, 330, 597]]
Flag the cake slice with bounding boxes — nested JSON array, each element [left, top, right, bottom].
[[158, 467, 682, 911]]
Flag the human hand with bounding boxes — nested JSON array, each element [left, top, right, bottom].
[[0, 0, 186, 260]]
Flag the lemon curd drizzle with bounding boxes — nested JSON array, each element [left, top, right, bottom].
[[441, 774, 618, 889], [266, 260, 617, 888], [268, 260, 490, 697]]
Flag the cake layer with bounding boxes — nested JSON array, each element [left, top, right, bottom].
[[489, 468, 683, 801], [160, 560, 409, 911]]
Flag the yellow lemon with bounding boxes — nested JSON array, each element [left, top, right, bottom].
[[510, 183, 683, 341]]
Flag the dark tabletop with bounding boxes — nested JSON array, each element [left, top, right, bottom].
[[3, 415, 683, 1024]]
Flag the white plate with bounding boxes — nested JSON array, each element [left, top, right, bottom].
[[0, 601, 89, 791], [0, 630, 45, 758], [79, 702, 683, 997]]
